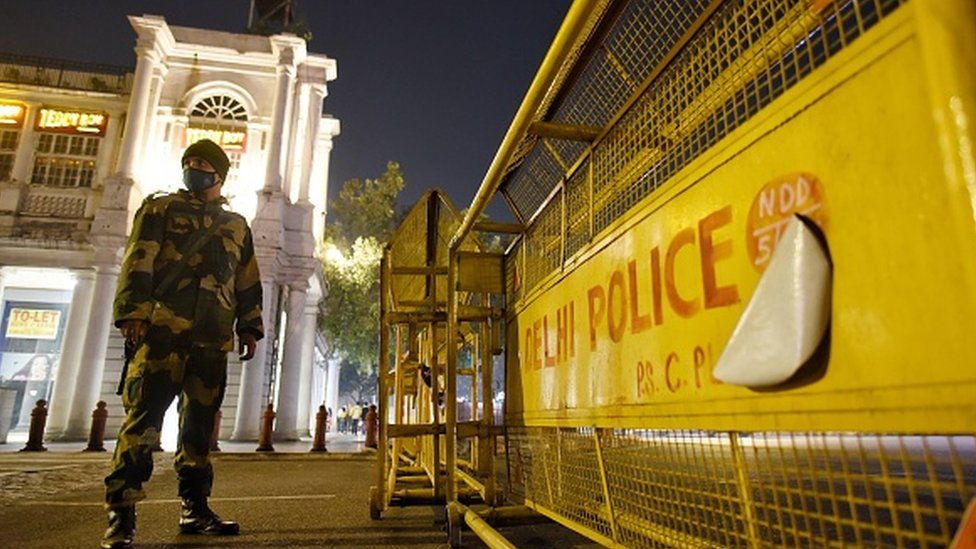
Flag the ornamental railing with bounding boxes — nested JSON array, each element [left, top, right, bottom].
[[0, 52, 132, 94]]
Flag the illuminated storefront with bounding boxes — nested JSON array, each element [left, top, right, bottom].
[[0, 270, 73, 430], [30, 106, 108, 188]]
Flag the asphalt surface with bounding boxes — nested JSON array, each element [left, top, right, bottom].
[[0, 447, 599, 549]]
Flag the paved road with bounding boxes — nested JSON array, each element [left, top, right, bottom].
[[0, 449, 599, 548]]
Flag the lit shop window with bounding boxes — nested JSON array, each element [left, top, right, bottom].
[[0, 129, 19, 181], [28, 107, 107, 188], [0, 101, 27, 181], [31, 134, 99, 188]]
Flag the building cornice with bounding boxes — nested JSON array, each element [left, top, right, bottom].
[[0, 246, 95, 270], [269, 34, 308, 66], [128, 14, 176, 58], [298, 64, 330, 88], [125, 15, 338, 87], [168, 48, 279, 70], [318, 116, 341, 138], [303, 55, 337, 82]]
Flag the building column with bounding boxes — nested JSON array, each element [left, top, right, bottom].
[[309, 134, 336, 242], [62, 263, 121, 440], [263, 43, 297, 193], [284, 82, 309, 200], [248, 45, 295, 255], [170, 113, 188, 159], [326, 357, 340, 433], [117, 42, 161, 178], [243, 123, 264, 181], [295, 289, 319, 437], [232, 277, 277, 441], [299, 84, 326, 203], [273, 283, 308, 441], [10, 101, 38, 183], [45, 268, 96, 440], [136, 64, 167, 187], [92, 113, 124, 207]]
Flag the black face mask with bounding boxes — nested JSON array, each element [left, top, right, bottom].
[[183, 168, 218, 192]]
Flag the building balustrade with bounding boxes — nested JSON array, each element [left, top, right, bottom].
[[0, 181, 96, 242], [0, 52, 132, 95]]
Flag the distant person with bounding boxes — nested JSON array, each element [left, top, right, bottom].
[[102, 140, 264, 549], [338, 406, 348, 433], [350, 403, 362, 435]]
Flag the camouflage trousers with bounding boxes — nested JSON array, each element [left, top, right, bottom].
[[104, 340, 227, 509]]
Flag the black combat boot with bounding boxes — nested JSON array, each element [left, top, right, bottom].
[[179, 497, 240, 535], [100, 506, 136, 549]]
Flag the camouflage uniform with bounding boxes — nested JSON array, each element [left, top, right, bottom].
[[105, 190, 263, 509]]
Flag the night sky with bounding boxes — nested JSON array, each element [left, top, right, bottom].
[[0, 1, 571, 217]]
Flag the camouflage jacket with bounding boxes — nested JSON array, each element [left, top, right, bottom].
[[113, 190, 264, 351]]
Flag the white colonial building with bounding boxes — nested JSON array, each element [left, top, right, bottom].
[[0, 14, 342, 444]]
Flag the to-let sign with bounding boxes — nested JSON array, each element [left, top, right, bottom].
[[35, 107, 108, 136], [0, 100, 26, 127], [6, 308, 62, 340], [185, 127, 247, 152]]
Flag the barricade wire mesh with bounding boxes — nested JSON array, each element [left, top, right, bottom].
[[507, 427, 976, 548], [507, 140, 568, 225], [523, 191, 563, 291], [505, 239, 523, 303], [565, 161, 591, 259], [505, 0, 712, 222], [504, 0, 906, 299]]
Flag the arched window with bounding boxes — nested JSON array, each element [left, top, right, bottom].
[[186, 95, 249, 188], [190, 95, 248, 123]]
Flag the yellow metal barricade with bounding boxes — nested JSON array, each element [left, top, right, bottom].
[[434, 0, 976, 547], [371, 190, 489, 518]]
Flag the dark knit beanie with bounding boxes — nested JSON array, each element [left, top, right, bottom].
[[182, 139, 231, 181]]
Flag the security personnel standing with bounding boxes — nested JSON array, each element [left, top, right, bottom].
[[101, 139, 264, 549]]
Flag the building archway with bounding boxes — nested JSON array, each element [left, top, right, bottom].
[[185, 94, 249, 181]]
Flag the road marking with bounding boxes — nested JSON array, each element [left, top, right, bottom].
[[18, 494, 337, 506]]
